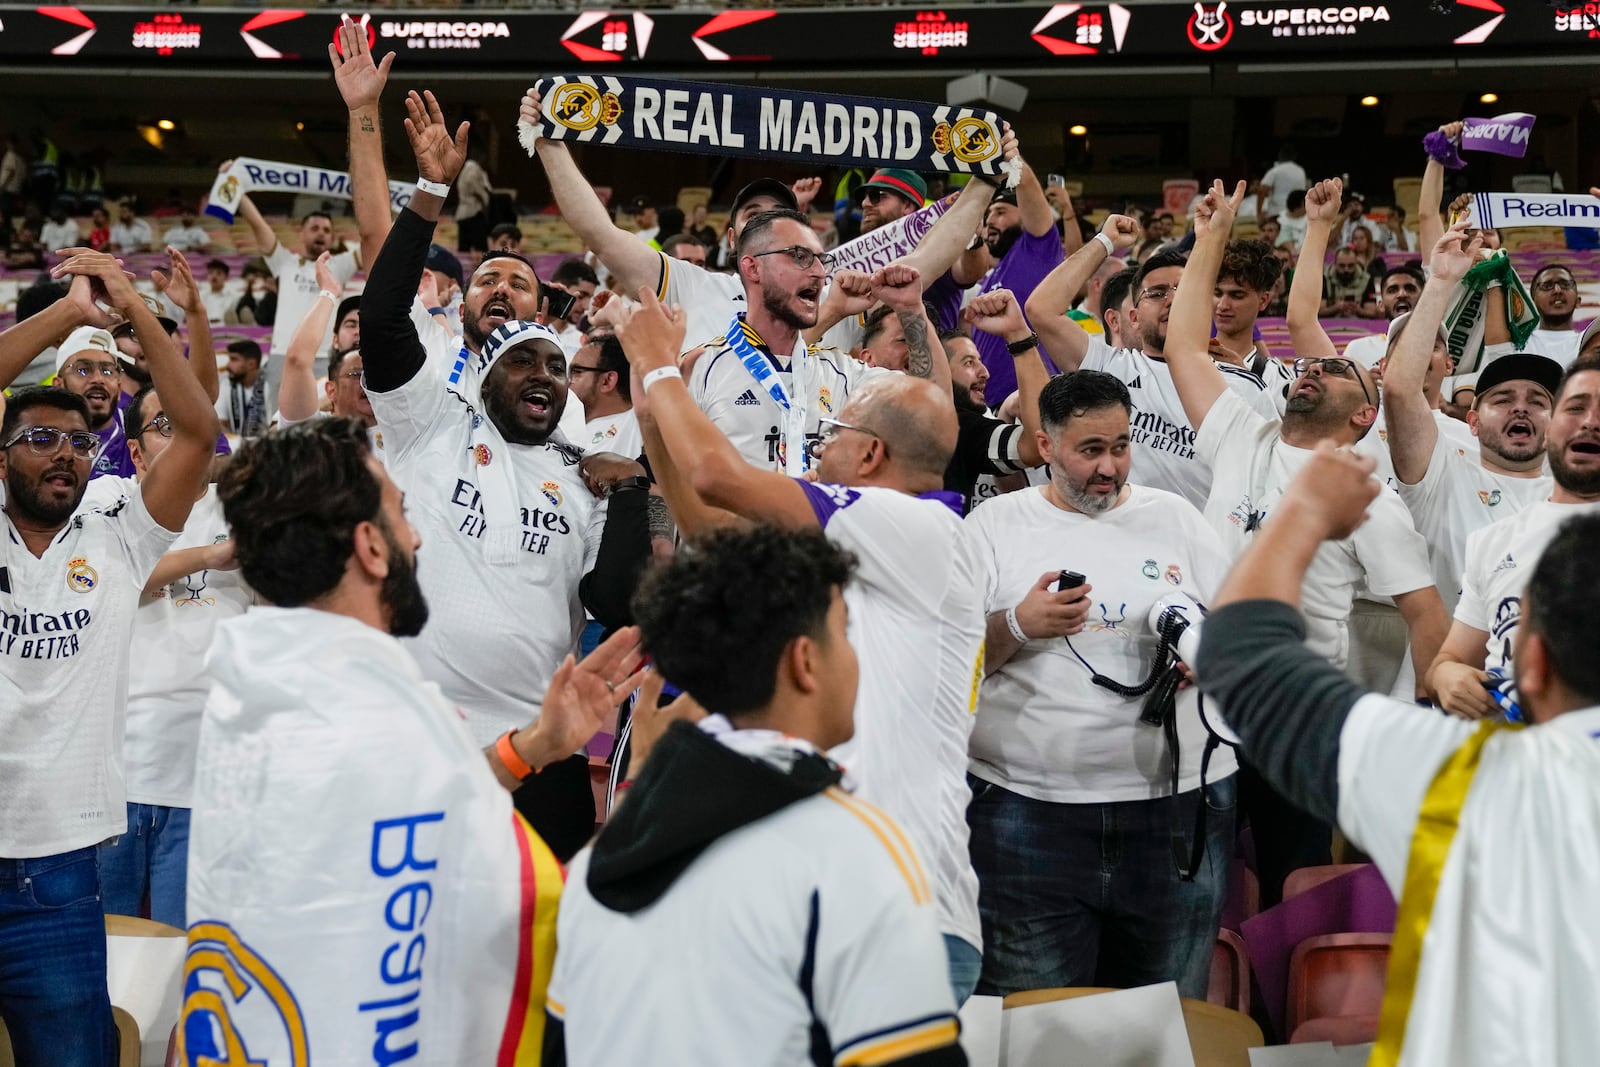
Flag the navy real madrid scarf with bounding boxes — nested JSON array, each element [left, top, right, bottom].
[[519, 75, 1018, 186]]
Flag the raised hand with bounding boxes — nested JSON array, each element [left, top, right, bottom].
[[50, 248, 139, 328], [1447, 192, 1474, 223], [790, 176, 823, 213], [329, 16, 393, 112], [403, 90, 469, 187], [1429, 219, 1484, 284], [870, 263, 923, 312], [152, 246, 201, 313], [1099, 213, 1141, 252], [1193, 179, 1247, 242], [615, 288, 688, 373], [521, 628, 647, 763], [1303, 178, 1344, 226], [519, 85, 546, 129], [962, 288, 1028, 340], [821, 269, 876, 320]]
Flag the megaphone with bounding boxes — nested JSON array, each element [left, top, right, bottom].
[[1146, 592, 1241, 747]]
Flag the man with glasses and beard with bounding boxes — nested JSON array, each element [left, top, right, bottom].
[[359, 89, 651, 858], [0, 248, 220, 1067], [1428, 355, 1600, 719], [1167, 182, 1448, 905], [1525, 264, 1582, 367], [962, 369, 1237, 999], [185, 416, 644, 1064]]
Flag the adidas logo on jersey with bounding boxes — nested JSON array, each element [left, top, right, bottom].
[[1493, 553, 1517, 573], [735, 389, 761, 406]]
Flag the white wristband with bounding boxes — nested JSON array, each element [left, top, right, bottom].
[[318, 289, 338, 304], [415, 177, 451, 198], [1093, 232, 1116, 256], [1004, 606, 1029, 644], [642, 366, 683, 393]]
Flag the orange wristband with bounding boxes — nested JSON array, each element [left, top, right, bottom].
[[496, 730, 535, 780]]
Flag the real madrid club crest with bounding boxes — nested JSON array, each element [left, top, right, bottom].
[[218, 175, 239, 206], [541, 481, 563, 507], [1478, 489, 1503, 507], [1165, 564, 1183, 587], [549, 81, 624, 135], [472, 443, 493, 467], [817, 387, 833, 415], [67, 556, 98, 594], [931, 115, 999, 166]]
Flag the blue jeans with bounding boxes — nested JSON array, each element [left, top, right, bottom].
[[966, 774, 1235, 999], [0, 847, 117, 1067], [98, 803, 191, 928], [944, 933, 982, 1006]]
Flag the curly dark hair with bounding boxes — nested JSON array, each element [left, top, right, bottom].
[[1217, 239, 1283, 294], [217, 417, 382, 607], [631, 525, 856, 717], [1525, 514, 1600, 706]]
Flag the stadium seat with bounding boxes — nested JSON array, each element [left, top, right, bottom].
[[1286, 932, 1392, 1038], [0, 1008, 138, 1067], [1003, 986, 1265, 1066], [106, 914, 185, 939], [1290, 1011, 1382, 1046], [1208, 928, 1251, 1014], [1283, 863, 1370, 902]]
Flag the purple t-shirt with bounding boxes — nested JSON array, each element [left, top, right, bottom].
[[90, 389, 231, 481], [973, 228, 1065, 409]]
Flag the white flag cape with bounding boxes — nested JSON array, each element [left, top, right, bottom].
[[180, 607, 560, 1065]]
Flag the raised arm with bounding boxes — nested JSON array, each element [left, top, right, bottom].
[[1386, 222, 1483, 484], [963, 289, 1045, 466], [1287, 178, 1342, 359], [631, 365, 741, 543], [1024, 213, 1140, 371], [55, 252, 220, 531], [152, 247, 219, 404], [0, 261, 124, 389], [1417, 122, 1462, 256], [1163, 180, 1241, 430], [615, 290, 814, 529], [521, 86, 663, 298], [871, 264, 950, 393], [1015, 159, 1056, 239], [330, 16, 396, 270], [1045, 184, 1084, 255], [234, 190, 278, 259], [899, 127, 1016, 285], [280, 253, 342, 421], [802, 269, 874, 346], [360, 90, 467, 394]]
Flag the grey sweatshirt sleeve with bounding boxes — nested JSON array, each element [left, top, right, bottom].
[[1195, 600, 1370, 825]]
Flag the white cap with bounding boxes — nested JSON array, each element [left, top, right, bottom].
[[55, 326, 125, 373]]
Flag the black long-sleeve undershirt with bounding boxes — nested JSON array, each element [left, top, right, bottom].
[[1195, 600, 1368, 826], [358, 206, 435, 394], [578, 486, 650, 629]]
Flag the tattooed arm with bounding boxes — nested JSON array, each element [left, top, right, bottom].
[[873, 264, 952, 394]]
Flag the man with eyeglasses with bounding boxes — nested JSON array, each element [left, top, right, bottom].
[[1027, 217, 1285, 510], [1525, 264, 1582, 367], [52, 325, 135, 479], [570, 331, 640, 461], [1168, 182, 1448, 903], [615, 289, 987, 1005], [687, 210, 948, 474], [0, 247, 221, 1066], [79, 386, 249, 933]]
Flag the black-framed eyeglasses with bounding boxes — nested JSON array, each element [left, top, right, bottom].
[[136, 413, 173, 439], [568, 364, 602, 376], [1138, 284, 1179, 303], [1534, 279, 1576, 293], [805, 416, 885, 460], [65, 361, 121, 380], [751, 246, 836, 272], [2, 426, 101, 460], [335, 369, 365, 380], [1293, 356, 1374, 407]]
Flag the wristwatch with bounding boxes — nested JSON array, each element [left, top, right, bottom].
[[1006, 333, 1041, 355], [608, 475, 651, 496]]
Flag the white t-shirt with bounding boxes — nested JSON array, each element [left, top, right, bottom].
[[0, 486, 178, 856], [1276, 212, 1308, 250], [1343, 332, 1389, 369], [1260, 161, 1309, 217], [1336, 696, 1600, 1067], [1357, 406, 1478, 490], [1081, 339, 1284, 509], [1394, 434, 1551, 612], [1455, 499, 1600, 675], [581, 408, 642, 460], [964, 484, 1238, 803], [200, 286, 237, 325], [164, 224, 211, 252], [549, 756, 957, 1065], [1197, 389, 1435, 666], [691, 326, 890, 472], [1524, 326, 1581, 368], [267, 244, 358, 355], [549, 320, 584, 358], [656, 250, 745, 351], [367, 359, 606, 744], [41, 218, 79, 250], [801, 482, 985, 949], [109, 218, 154, 252]]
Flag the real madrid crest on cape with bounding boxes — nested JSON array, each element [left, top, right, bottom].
[[521, 75, 1020, 187]]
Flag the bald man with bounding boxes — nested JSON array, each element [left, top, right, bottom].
[[614, 294, 988, 1004]]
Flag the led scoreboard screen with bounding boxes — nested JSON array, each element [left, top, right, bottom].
[[0, 3, 1589, 67]]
